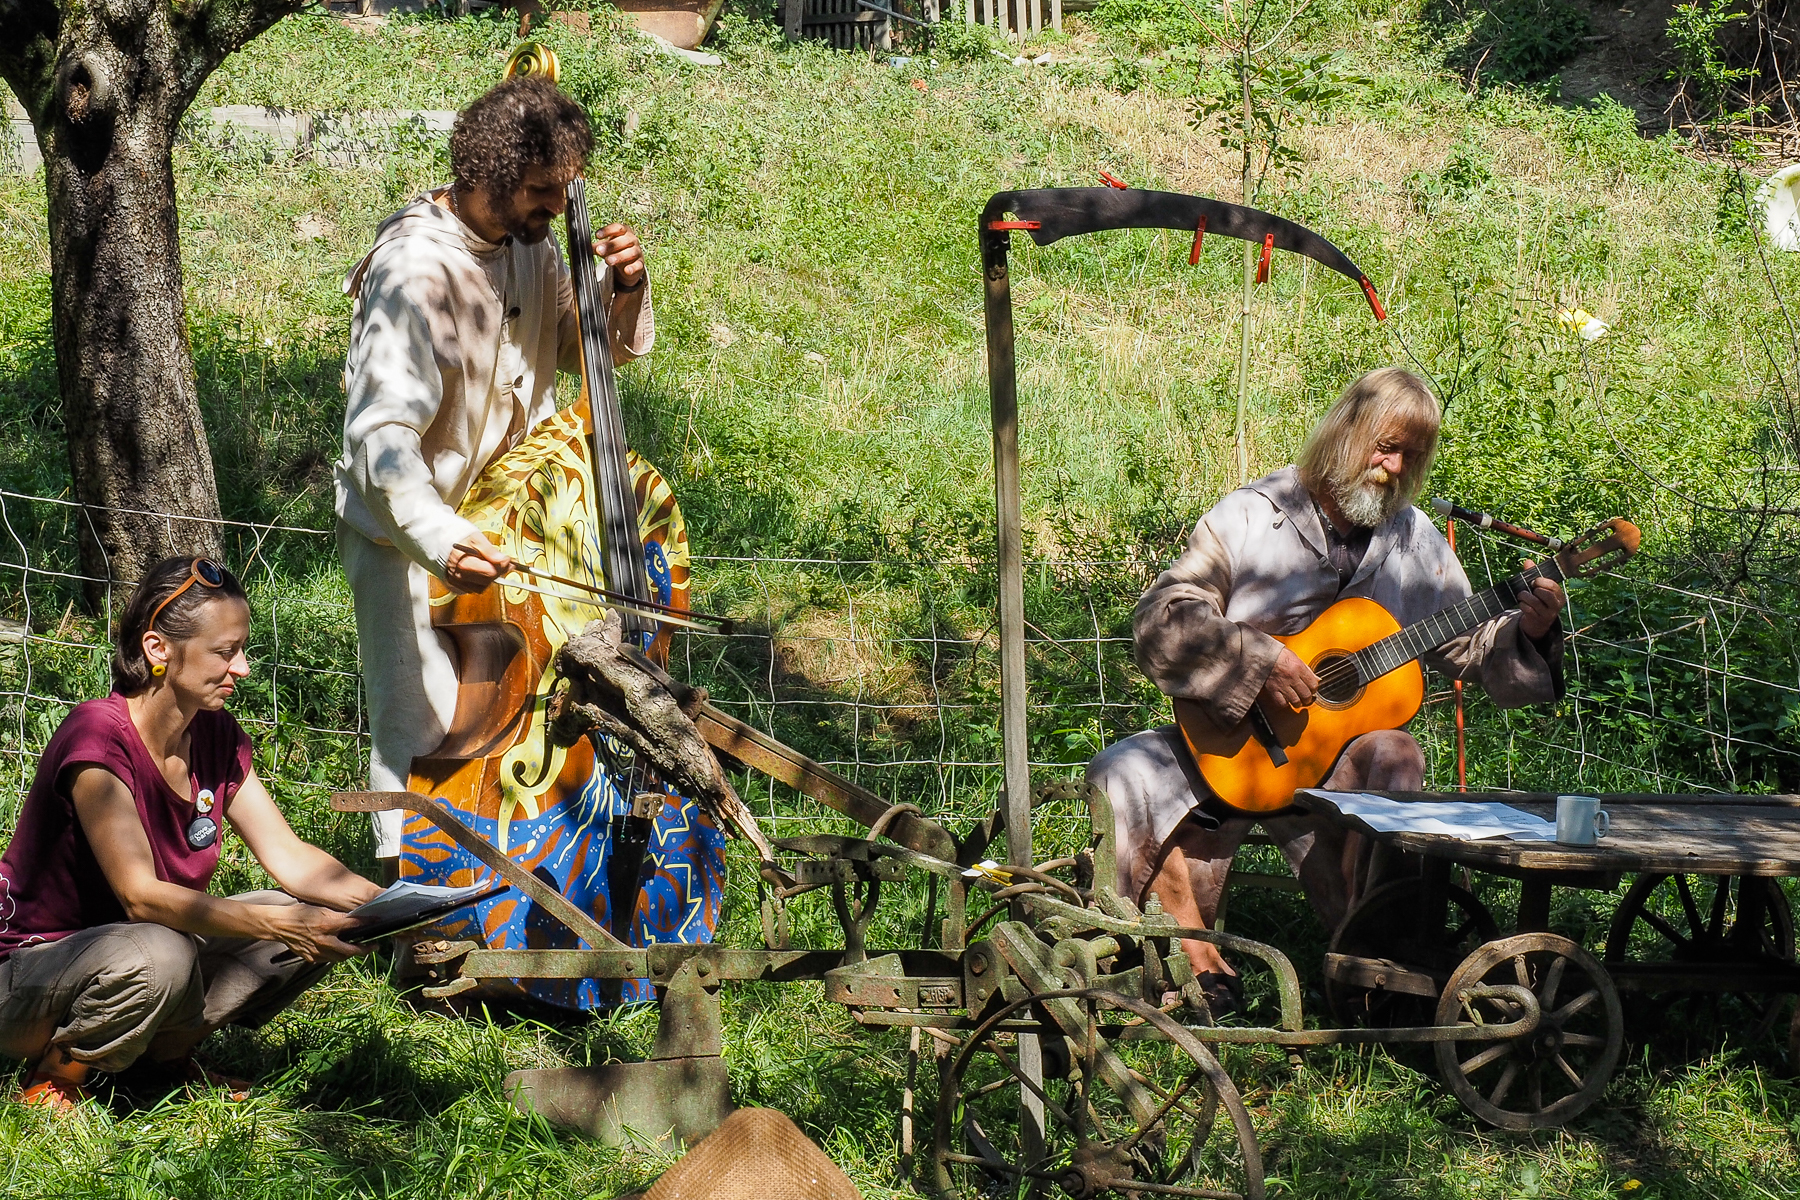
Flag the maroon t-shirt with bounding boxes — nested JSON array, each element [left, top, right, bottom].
[[0, 693, 253, 960]]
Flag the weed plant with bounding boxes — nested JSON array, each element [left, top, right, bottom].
[[0, 3, 1798, 1196]]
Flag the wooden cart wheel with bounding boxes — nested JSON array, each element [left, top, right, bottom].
[[1325, 877, 1499, 1026], [1433, 933, 1623, 1130], [1604, 873, 1796, 1049], [931, 987, 1263, 1199]]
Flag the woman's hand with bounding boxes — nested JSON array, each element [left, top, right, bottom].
[[595, 223, 645, 290], [265, 903, 369, 964]]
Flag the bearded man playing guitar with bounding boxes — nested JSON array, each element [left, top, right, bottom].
[[1088, 367, 1568, 1008], [336, 77, 652, 869]]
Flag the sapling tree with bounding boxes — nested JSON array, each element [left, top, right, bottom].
[[0, 0, 305, 600], [1188, 0, 1364, 479]]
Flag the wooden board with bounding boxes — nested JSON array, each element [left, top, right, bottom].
[[1295, 790, 1800, 877]]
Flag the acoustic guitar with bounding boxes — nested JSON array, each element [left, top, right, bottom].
[[1173, 517, 1640, 814]]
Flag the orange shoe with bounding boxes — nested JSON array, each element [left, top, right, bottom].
[[16, 1074, 93, 1112], [187, 1059, 253, 1101]]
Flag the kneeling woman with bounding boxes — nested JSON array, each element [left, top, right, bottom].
[[0, 557, 383, 1109]]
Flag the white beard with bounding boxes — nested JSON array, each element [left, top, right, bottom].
[[1333, 469, 1407, 527]]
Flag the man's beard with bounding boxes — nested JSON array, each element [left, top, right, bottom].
[[498, 195, 560, 245], [505, 210, 557, 245], [1333, 466, 1408, 527]]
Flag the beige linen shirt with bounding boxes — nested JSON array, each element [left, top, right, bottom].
[[335, 187, 654, 575], [1135, 465, 1562, 725]]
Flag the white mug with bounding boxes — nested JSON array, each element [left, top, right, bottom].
[[1555, 794, 1611, 846]]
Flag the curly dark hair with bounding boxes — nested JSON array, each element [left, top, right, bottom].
[[450, 77, 593, 200]]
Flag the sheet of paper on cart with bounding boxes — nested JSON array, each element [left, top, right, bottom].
[[1300, 791, 1556, 841]]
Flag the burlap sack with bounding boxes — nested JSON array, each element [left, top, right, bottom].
[[633, 1107, 862, 1200]]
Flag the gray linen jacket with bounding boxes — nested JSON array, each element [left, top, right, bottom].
[[1135, 466, 1563, 728]]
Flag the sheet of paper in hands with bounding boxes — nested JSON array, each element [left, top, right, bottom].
[[347, 879, 499, 936], [1301, 791, 1556, 842]]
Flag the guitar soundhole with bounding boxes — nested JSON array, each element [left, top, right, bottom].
[[1313, 653, 1362, 708]]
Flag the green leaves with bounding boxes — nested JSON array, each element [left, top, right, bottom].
[[1189, 50, 1369, 188], [1433, 0, 1592, 85], [1665, 0, 1756, 121]]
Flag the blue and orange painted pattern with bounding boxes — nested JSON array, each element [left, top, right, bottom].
[[398, 773, 726, 1009]]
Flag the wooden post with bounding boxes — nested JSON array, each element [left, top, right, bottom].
[[784, 0, 803, 40], [1051, 0, 1061, 32], [1449, 518, 1467, 790], [981, 211, 1043, 1171], [1231, 53, 1256, 484]]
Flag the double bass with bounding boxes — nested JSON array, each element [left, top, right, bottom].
[[397, 45, 722, 1010]]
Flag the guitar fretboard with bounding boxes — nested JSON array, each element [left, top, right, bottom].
[[565, 180, 652, 634], [1347, 559, 1564, 685]]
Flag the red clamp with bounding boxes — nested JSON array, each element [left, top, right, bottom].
[[1099, 170, 1129, 189], [1255, 232, 1275, 284], [1359, 276, 1388, 321], [987, 220, 1042, 231], [1187, 213, 1208, 266]]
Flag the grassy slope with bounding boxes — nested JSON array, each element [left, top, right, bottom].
[[1, 5, 1798, 1197]]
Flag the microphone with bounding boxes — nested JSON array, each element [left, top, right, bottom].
[[1429, 498, 1564, 550]]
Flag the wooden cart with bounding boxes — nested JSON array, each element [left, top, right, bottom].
[[1302, 789, 1800, 1130]]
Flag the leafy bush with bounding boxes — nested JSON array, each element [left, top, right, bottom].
[[934, 18, 1006, 61], [1089, 0, 1206, 51], [1404, 139, 1493, 212], [1665, 0, 1754, 118], [1105, 56, 1149, 93], [1435, 0, 1591, 84]]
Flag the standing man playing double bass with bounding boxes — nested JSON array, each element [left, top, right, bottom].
[[336, 76, 653, 870]]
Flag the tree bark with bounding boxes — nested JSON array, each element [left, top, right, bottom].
[[0, 0, 302, 603]]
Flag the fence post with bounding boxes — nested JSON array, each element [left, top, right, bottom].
[[784, 0, 803, 41]]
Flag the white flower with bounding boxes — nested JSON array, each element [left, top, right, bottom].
[[1557, 308, 1609, 341], [708, 322, 735, 349], [1755, 163, 1800, 252], [803, 351, 826, 366]]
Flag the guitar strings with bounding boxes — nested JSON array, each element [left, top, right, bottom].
[[1299, 563, 1546, 702]]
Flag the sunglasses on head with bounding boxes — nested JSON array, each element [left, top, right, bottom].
[[147, 558, 227, 632]]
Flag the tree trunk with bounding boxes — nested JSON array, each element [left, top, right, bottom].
[[48, 38, 222, 600], [0, 0, 301, 605]]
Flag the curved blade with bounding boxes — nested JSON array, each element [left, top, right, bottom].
[[981, 187, 1386, 320]]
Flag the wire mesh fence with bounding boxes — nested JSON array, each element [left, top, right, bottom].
[[4, 487, 1800, 848]]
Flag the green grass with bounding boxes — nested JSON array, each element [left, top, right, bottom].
[[2, 2, 1800, 1195]]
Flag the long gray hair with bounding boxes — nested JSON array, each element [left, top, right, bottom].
[[1296, 367, 1441, 503]]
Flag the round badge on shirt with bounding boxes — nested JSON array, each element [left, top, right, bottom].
[[186, 788, 220, 850]]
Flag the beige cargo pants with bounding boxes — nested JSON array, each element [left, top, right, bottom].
[[0, 891, 333, 1072]]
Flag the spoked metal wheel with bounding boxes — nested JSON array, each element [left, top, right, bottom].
[[1604, 873, 1796, 1049], [932, 988, 1263, 1199], [1434, 933, 1623, 1130], [1325, 877, 1499, 1027]]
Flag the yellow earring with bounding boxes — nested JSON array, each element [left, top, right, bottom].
[[150, 663, 166, 677]]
